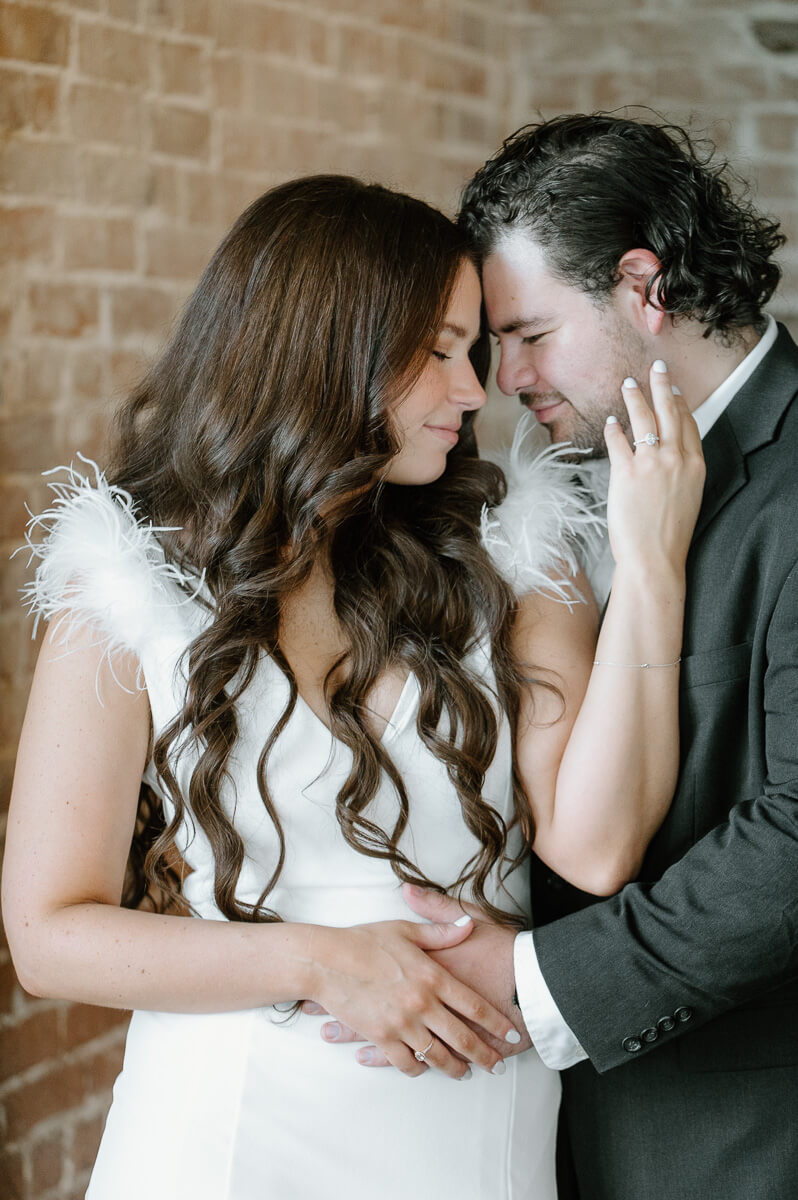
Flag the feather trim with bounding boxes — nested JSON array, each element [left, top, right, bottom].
[[16, 454, 205, 686], [481, 413, 605, 602]]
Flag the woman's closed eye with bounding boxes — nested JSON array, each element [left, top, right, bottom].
[[432, 350, 452, 361]]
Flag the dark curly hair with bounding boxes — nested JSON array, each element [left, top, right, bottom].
[[459, 112, 786, 341], [111, 175, 534, 929]]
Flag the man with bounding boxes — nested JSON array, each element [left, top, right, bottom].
[[321, 114, 798, 1198]]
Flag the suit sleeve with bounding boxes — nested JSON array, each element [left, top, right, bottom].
[[530, 558, 798, 1074]]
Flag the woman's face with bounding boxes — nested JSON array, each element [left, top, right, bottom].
[[384, 260, 486, 486]]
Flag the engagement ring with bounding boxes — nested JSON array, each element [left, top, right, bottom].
[[414, 1038, 435, 1063]]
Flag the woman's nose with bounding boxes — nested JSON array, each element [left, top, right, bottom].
[[451, 361, 487, 410]]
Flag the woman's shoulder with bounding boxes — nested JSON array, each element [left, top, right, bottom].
[[481, 413, 605, 602], [18, 455, 205, 666]]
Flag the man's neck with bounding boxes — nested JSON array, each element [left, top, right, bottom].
[[659, 321, 763, 413]]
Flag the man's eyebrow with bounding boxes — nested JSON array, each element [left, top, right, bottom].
[[490, 316, 554, 335]]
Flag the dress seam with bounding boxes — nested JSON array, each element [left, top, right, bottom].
[[221, 1008, 259, 1200]]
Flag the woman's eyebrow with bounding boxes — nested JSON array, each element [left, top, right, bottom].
[[440, 321, 481, 345]]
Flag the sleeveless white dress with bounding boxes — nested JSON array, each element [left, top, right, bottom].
[[22, 418, 599, 1200]]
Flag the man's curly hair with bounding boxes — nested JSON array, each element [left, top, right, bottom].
[[459, 112, 786, 341]]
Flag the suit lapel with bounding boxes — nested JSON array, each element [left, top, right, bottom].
[[692, 415, 747, 543], [692, 323, 798, 544]]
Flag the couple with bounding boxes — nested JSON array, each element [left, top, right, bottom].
[[2, 113, 795, 1199]]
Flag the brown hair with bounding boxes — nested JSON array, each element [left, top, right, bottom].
[[112, 175, 530, 926]]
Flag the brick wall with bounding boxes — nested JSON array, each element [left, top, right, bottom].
[[1, 1, 796, 1196]]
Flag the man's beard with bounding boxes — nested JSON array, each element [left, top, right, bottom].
[[520, 391, 631, 461]]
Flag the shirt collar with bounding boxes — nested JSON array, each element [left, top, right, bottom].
[[691, 314, 777, 439]]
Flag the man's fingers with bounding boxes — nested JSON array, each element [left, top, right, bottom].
[[321, 1020, 366, 1044], [401, 883, 479, 924]]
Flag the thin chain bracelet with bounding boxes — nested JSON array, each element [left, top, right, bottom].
[[593, 657, 682, 669]]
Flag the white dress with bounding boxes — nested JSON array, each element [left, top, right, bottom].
[[23, 420, 599, 1200]]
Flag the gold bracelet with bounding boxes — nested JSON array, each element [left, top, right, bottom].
[[593, 657, 682, 669]]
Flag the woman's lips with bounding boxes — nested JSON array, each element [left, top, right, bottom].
[[425, 425, 459, 446]]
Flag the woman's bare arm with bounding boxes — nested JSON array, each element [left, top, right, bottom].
[[514, 364, 704, 895], [2, 619, 518, 1077]]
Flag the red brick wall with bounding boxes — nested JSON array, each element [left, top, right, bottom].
[[1, 2, 796, 1196]]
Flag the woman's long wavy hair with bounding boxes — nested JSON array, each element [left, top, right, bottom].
[[112, 175, 532, 927]]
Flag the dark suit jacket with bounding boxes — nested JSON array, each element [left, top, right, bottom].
[[529, 324, 798, 1199]]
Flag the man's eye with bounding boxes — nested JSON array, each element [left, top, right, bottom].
[[522, 333, 546, 345]]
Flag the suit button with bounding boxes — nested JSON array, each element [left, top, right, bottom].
[[674, 1006, 694, 1024], [622, 1036, 643, 1054], [641, 1027, 659, 1044], [657, 1016, 676, 1033]]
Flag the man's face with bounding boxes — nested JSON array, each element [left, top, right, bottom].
[[482, 231, 652, 458]]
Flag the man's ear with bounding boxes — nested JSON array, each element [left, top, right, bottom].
[[617, 248, 665, 335]]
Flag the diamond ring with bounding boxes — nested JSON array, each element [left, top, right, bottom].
[[633, 432, 660, 447], [414, 1037, 435, 1063]]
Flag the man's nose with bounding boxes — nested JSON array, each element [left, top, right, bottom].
[[496, 352, 539, 397]]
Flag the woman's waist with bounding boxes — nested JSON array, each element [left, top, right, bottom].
[[184, 875, 531, 927]]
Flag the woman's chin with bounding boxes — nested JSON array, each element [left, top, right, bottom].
[[385, 458, 448, 486]]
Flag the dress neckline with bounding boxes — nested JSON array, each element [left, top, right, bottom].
[[291, 671, 418, 747]]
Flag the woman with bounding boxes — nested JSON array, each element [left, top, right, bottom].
[[2, 176, 703, 1199]]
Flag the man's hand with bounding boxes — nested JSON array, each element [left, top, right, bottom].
[[306, 885, 531, 1069]]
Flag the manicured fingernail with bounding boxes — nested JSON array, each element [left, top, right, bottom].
[[605, 414, 619, 425], [358, 1048, 375, 1064], [506, 1029, 522, 1044], [672, 385, 682, 395], [623, 377, 638, 389], [323, 1022, 341, 1040], [454, 914, 472, 927], [653, 359, 667, 373], [491, 1060, 507, 1075], [459, 1067, 472, 1081]]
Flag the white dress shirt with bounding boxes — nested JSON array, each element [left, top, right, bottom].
[[514, 316, 778, 1069]]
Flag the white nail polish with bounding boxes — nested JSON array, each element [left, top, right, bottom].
[[653, 359, 667, 373], [459, 1067, 472, 1081], [605, 415, 619, 425], [454, 914, 472, 927], [622, 377, 638, 389], [506, 1029, 522, 1044], [491, 1060, 506, 1075], [672, 385, 682, 395]]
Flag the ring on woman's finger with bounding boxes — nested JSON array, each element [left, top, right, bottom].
[[413, 1037, 435, 1064], [633, 433, 660, 448]]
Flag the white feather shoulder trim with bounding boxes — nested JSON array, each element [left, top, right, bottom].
[[18, 455, 204, 675], [481, 413, 605, 602]]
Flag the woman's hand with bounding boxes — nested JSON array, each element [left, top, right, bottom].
[[604, 361, 705, 578], [307, 915, 522, 1080]]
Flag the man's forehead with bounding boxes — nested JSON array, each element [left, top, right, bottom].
[[486, 228, 550, 275], [482, 231, 563, 325]]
